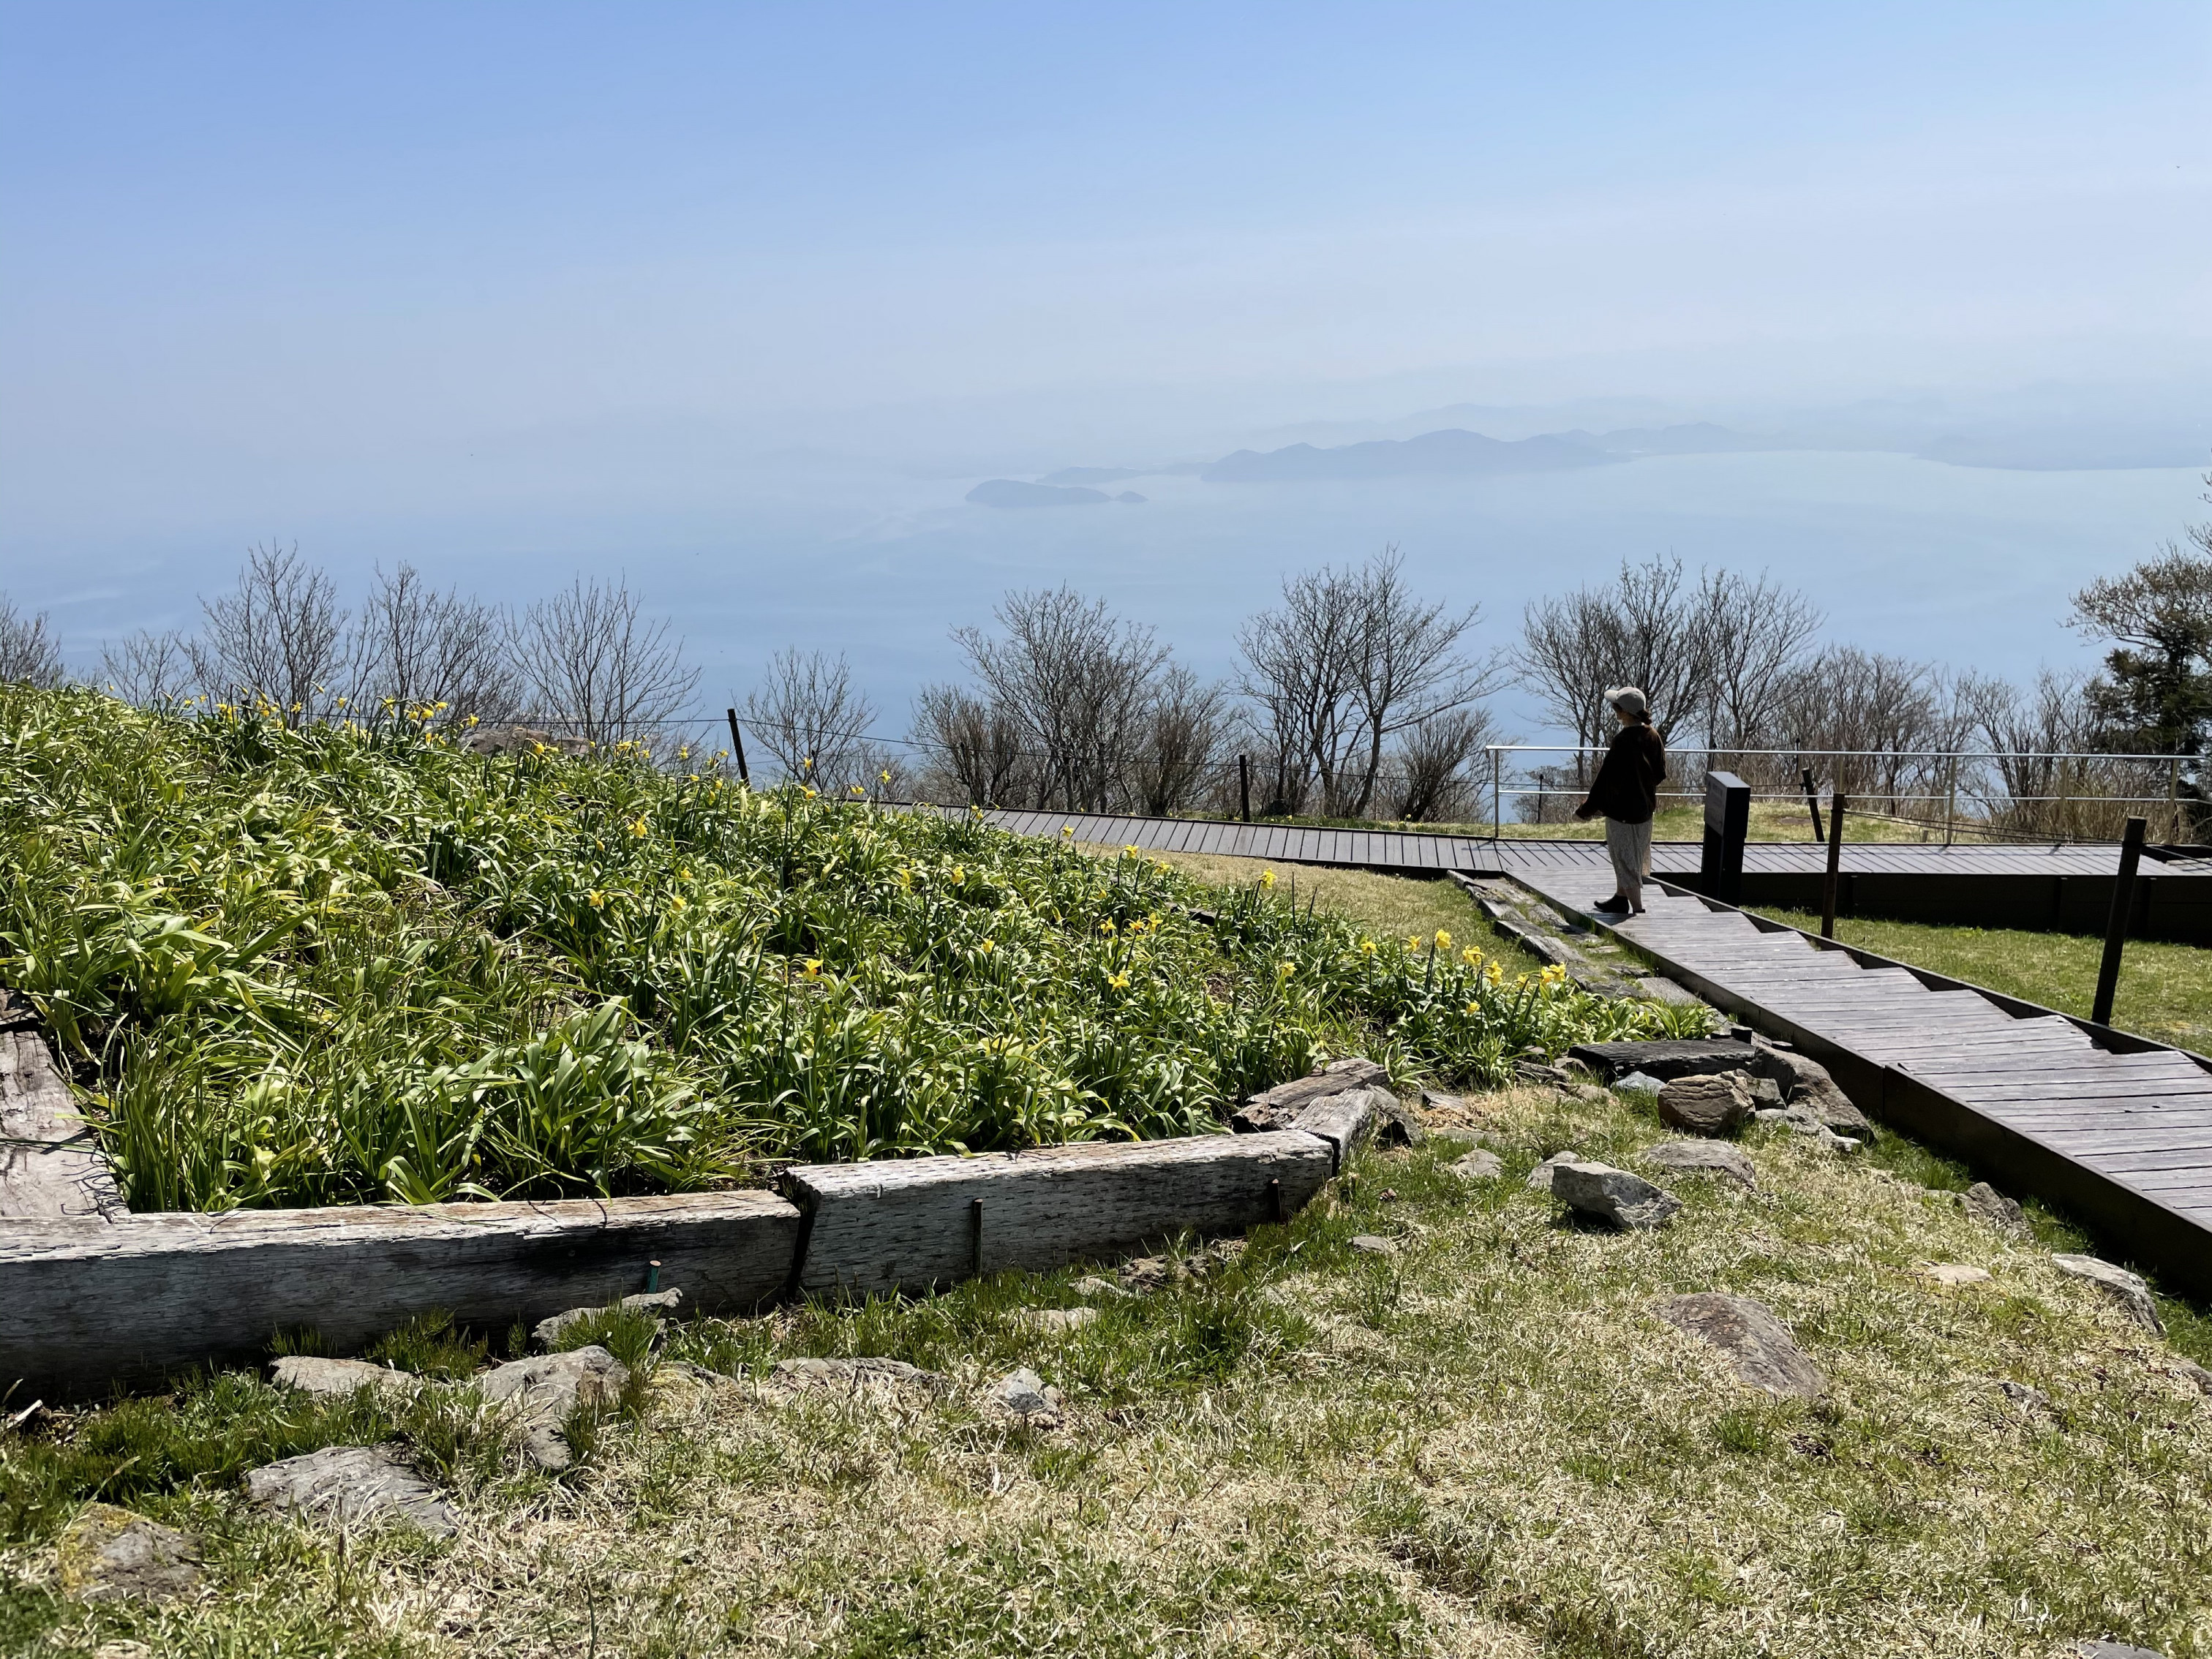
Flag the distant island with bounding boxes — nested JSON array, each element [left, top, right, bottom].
[[966, 479, 1113, 508]]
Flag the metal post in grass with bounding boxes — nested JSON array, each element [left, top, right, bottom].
[[1821, 790, 1846, 940], [2091, 816, 2148, 1027], [724, 709, 750, 786], [1239, 753, 1252, 823], [1800, 767, 1824, 843]]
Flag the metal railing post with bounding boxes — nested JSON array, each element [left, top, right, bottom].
[[2091, 816, 2147, 1027], [1490, 748, 1501, 847]]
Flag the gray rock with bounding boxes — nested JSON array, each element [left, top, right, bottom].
[[533, 1287, 685, 1350], [1512, 1058, 1570, 1087], [1070, 1274, 1127, 1300], [1372, 1095, 1426, 1146], [1418, 1086, 1468, 1113], [991, 1366, 1065, 1422], [1551, 1161, 1682, 1230], [1022, 1306, 1101, 1334], [1658, 1293, 1828, 1399], [1762, 1103, 1862, 1152], [1750, 1040, 1874, 1137], [1348, 1233, 1399, 1256], [1525, 1149, 1584, 1193], [1996, 1380, 2053, 1413], [2171, 1359, 2212, 1397], [1118, 1254, 1175, 1291], [1921, 1263, 1992, 1287], [1450, 1146, 1505, 1181], [56, 1504, 202, 1602], [463, 724, 588, 757], [481, 1344, 629, 1470], [1638, 1140, 1756, 1190], [2071, 1644, 2167, 1658], [1569, 1039, 1759, 1080], [1612, 1071, 1665, 1098], [771, 1355, 949, 1393], [1961, 1181, 2030, 1238], [269, 1356, 416, 1399], [1657, 1074, 1752, 1137], [243, 1445, 457, 1538], [1744, 1075, 1784, 1108], [2052, 1255, 2165, 1336]]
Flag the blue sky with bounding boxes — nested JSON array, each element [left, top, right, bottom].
[[1, 2, 2208, 685]]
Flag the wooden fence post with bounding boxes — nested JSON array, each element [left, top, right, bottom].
[[1821, 790, 1846, 941], [1799, 767, 1824, 843], [2091, 816, 2147, 1027]]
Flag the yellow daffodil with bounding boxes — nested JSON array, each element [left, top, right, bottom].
[[670, 895, 687, 911], [1259, 870, 1276, 889], [1406, 935, 1422, 952], [1277, 960, 1296, 978], [1108, 972, 1130, 989], [1127, 919, 1146, 934], [1461, 947, 1481, 966], [587, 890, 606, 909], [1434, 929, 1451, 949], [1361, 938, 1377, 955], [979, 938, 995, 955], [1484, 960, 1505, 985], [802, 786, 818, 799], [1099, 919, 1117, 935], [802, 958, 823, 979], [629, 818, 648, 837]]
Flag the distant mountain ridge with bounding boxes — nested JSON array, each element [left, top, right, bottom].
[[1200, 422, 1756, 483]]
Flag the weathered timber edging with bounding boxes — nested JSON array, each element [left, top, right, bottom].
[[783, 1131, 1334, 1297], [2, 1192, 803, 1400], [1, 1005, 1374, 1398]]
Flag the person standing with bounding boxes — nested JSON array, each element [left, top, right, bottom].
[[1573, 686, 1666, 915]]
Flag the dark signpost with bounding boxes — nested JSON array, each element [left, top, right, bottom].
[[1699, 771, 1750, 906]]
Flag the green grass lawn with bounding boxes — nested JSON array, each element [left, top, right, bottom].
[[7, 1084, 2209, 1658], [1753, 909, 2212, 1058]]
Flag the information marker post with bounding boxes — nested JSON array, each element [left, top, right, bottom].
[[1699, 771, 1751, 907]]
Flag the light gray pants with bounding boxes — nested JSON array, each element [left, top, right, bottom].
[[1606, 816, 1652, 908]]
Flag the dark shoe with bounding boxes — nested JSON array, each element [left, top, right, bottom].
[[1591, 895, 1630, 914]]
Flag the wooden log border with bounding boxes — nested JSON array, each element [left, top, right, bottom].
[[4, 1067, 1357, 1401]]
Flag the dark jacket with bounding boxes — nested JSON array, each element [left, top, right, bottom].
[[1575, 721, 1666, 824]]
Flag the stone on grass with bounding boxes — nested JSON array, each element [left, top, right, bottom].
[[1638, 1140, 1756, 1190], [1961, 1181, 2030, 1237], [1348, 1233, 1399, 1256], [991, 1366, 1065, 1423], [1551, 1162, 1682, 1230], [481, 1344, 629, 1470], [1119, 1255, 1174, 1292], [1750, 1040, 1875, 1137], [243, 1445, 457, 1538], [2171, 1359, 2212, 1397], [533, 1286, 685, 1350], [2052, 1255, 2164, 1336], [2072, 1644, 2167, 1658], [1230, 1057, 1388, 1133], [1658, 1293, 1827, 1399], [1070, 1274, 1126, 1300], [55, 1504, 201, 1602], [1920, 1263, 1993, 1287], [1525, 1150, 1583, 1194], [1996, 1380, 2054, 1414], [772, 1356, 949, 1395], [1611, 1071, 1665, 1099], [1450, 1146, 1505, 1181], [269, 1356, 415, 1399], [1656, 1073, 1753, 1137], [1758, 1104, 1862, 1153], [1372, 1095, 1426, 1146], [1023, 1306, 1100, 1334], [1418, 1086, 1469, 1114]]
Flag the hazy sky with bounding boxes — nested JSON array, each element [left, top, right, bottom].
[[2, 2, 2208, 693], [6, 5, 2207, 462]]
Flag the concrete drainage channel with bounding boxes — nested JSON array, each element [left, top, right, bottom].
[[1, 1020, 1411, 1403]]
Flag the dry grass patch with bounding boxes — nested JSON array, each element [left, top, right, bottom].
[[1093, 844, 1484, 947], [11, 1086, 2210, 1657]]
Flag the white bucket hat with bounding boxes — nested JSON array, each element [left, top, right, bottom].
[[1606, 685, 1649, 717]]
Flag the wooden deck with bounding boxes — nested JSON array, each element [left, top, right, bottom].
[[968, 808, 2212, 941], [1505, 864, 2212, 1296]]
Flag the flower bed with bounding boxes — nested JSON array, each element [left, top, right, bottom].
[[0, 687, 1698, 1211]]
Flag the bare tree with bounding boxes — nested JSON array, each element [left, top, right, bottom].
[[1770, 646, 1943, 813], [740, 648, 876, 788], [1238, 563, 1369, 814], [0, 597, 67, 688], [99, 628, 192, 707], [350, 563, 523, 730], [1695, 568, 1823, 755], [1519, 555, 1714, 789], [511, 576, 700, 750], [910, 683, 1029, 807], [952, 587, 1167, 812], [1128, 664, 1234, 816], [1342, 548, 1496, 816], [189, 543, 347, 726], [1391, 705, 1502, 822]]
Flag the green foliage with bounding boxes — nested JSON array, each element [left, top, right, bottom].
[[0, 685, 1680, 1211]]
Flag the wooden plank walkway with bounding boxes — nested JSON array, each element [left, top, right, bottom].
[[1505, 863, 2212, 1297], [963, 808, 2212, 941]]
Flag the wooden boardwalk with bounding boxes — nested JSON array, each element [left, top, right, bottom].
[[1506, 864, 2212, 1296], [968, 808, 2212, 941]]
